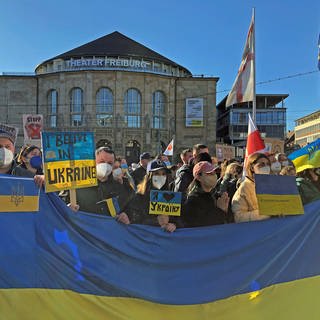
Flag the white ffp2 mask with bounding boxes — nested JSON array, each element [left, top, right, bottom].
[[0, 148, 14, 168], [96, 163, 112, 180], [152, 175, 167, 189]]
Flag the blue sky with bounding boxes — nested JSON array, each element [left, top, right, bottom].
[[0, 0, 319, 131]]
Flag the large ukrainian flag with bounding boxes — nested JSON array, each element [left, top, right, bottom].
[[1, 175, 320, 319]]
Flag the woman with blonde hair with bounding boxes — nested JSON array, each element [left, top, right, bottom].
[[232, 153, 271, 223]]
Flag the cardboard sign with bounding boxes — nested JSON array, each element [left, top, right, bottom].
[[216, 144, 235, 161], [255, 174, 304, 216], [42, 132, 97, 192], [23, 114, 43, 147], [149, 190, 182, 216]]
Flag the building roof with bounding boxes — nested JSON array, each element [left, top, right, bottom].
[[217, 93, 289, 110], [295, 109, 320, 123], [37, 31, 190, 73]]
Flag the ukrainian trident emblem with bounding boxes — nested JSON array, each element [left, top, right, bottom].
[[11, 183, 24, 206]]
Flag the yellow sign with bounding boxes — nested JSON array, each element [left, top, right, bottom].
[[149, 190, 181, 216], [44, 159, 97, 192]]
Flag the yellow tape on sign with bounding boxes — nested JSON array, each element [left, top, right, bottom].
[[44, 160, 97, 192]]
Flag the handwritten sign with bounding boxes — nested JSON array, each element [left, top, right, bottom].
[[42, 132, 97, 192], [255, 174, 304, 216], [149, 190, 182, 216], [23, 114, 43, 147]]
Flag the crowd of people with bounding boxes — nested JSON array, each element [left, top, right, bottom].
[[1, 129, 320, 233]]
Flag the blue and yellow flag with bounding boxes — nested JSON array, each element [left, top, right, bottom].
[[288, 138, 320, 173], [105, 197, 121, 217], [255, 174, 304, 215], [0, 174, 39, 212], [1, 176, 320, 319]]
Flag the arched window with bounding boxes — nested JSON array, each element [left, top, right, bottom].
[[124, 88, 141, 128], [152, 91, 166, 129], [70, 88, 83, 127], [47, 90, 58, 128], [96, 87, 113, 127]]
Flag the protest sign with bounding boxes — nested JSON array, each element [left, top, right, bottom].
[[149, 190, 182, 216], [42, 132, 97, 193], [23, 114, 43, 147], [255, 174, 304, 215]]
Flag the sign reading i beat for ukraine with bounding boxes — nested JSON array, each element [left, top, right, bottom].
[[41, 132, 97, 193]]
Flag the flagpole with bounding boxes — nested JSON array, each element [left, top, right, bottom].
[[252, 7, 257, 124]]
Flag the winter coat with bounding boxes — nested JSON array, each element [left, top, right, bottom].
[[231, 176, 270, 223], [76, 176, 134, 215], [296, 177, 320, 205], [182, 185, 226, 228], [174, 164, 193, 193]]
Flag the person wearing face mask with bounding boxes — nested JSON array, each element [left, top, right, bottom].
[[0, 130, 32, 177], [276, 153, 290, 168], [270, 159, 282, 175], [126, 159, 178, 232], [70, 147, 134, 224], [232, 153, 271, 223], [216, 162, 243, 223], [15, 145, 43, 176], [181, 161, 229, 228]]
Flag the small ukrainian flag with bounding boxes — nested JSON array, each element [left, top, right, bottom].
[[105, 197, 121, 217]]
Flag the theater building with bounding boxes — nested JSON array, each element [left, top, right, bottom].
[[0, 31, 218, 163]]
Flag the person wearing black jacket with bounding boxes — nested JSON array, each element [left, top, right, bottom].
[[127, 159, 179, 232], [131, 152, 151, 186], [174, 148, 193, 193], [182, 161, 229, 228], [69, 147, 135, 224]]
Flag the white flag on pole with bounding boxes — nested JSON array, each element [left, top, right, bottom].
[[226, 14, 255, 107], [163, 139, 174, 156]]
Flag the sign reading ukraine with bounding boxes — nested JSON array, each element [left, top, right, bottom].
[[42, 132, 97, 192], [255, 174, 304, 215], [149, 190, 182, 216]]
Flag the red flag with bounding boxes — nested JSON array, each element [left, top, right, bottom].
[[245, 113, 265, 158]]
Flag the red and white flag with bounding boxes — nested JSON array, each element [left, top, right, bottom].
[[226, 14, 255, 107], [245, 113, 265, 158], [163, 139, 174, 156]]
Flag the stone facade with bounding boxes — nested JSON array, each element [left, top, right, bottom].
[[0, 71, 218, 161]]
